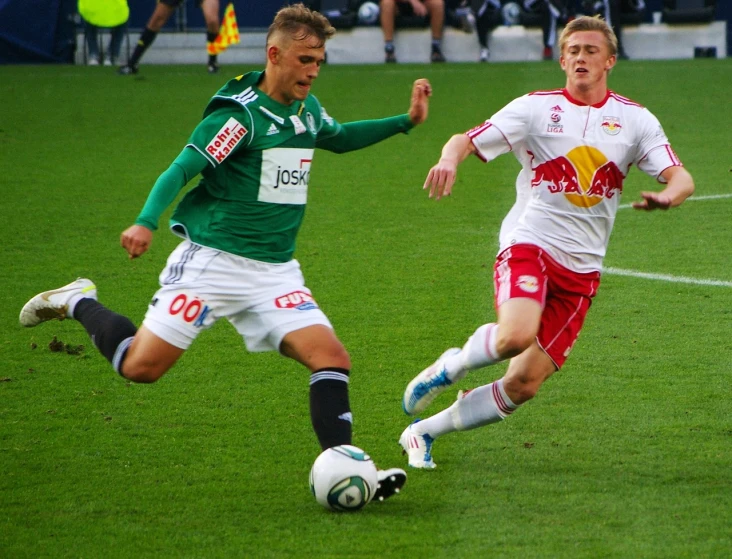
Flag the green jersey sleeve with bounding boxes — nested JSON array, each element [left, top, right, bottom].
[[186, 105, 253, 167], [315, 113, 414, 154], [134, 148, 209, 231]]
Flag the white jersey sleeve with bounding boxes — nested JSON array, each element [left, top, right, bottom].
[[634, 108, 682, 182], [468, 96, 531, 162]]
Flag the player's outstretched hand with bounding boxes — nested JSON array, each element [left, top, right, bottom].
[[631, 192, 672, 211], [121, 224, 153, 259], [408, 78, 432, 126], [424, 158, 457, 200]]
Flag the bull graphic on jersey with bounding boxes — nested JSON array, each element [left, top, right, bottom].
[[529, 146, 624, 208]]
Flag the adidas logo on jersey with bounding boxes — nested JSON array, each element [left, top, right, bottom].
[[266, 123, 279, 136]]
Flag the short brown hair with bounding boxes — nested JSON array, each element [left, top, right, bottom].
[[267, 3, 336, 49], [558, 15, 618, 56]]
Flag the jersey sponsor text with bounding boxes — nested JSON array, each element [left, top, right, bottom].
[[258, 147, 314, 205], [206, 117, 247, 163]]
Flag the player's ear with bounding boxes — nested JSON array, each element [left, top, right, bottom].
[[267, 45, 280, 65]]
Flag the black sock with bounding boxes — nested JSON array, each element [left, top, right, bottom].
[[309, 368, 352, 450], [206, 32, 218, 65], [129, 27, 158, 66], [73, 299, 137, 373]]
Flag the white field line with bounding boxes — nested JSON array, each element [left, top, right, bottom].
[[618, 193, 732, 210], [602, 267, 732, 288]]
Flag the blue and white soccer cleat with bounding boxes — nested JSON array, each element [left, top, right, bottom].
[[19, 278, 97, 327], [373, 468, 407, 502], [402, 348, 461, 415], [398, 420, 436, 469]]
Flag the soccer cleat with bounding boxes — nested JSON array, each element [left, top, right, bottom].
[[19, 278, 97, 327], [542, 46, 553, 61], [479, 47, 490, 63], [207, 62, 219, 74], [402, 348, 461, 415], [399, 421, 436, 469], [373, 468, 407, 502], [117, 64, 138, 75], [385, 49, 397, 64]]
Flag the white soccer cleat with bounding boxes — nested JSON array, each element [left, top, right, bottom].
[[19, 278, 97, 327], [402, 348, 461, 415], [373, 467, 407, 502], [399, 421, 436, 469]]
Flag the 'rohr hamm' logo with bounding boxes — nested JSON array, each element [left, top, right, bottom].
[[206, 117, 248, 163]]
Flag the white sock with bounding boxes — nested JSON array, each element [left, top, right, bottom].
[[443, 323, 501, 382], [452, 379, 517, 431], [67, 293, 88, 318], [414, 379, 517, 438]]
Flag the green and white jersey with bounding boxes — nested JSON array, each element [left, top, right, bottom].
[[171, 71, 342, 263]]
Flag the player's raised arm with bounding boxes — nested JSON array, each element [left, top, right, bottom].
[[632, 166, 695, 211], [408, 78, 432, 126], [424, 134, 476, 200]]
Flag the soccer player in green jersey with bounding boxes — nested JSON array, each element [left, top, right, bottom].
[[20, 3, 432, 503]]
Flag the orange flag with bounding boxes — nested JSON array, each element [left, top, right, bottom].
[[208, 3, 240, 55]]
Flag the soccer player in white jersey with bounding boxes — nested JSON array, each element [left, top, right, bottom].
[[19, 3, 433, 502], [399, 15, 694, 469]]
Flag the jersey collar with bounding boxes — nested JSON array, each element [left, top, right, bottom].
[[562, 88, 611, 108]]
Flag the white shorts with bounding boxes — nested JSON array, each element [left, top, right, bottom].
[[143, 241, 332, 352]]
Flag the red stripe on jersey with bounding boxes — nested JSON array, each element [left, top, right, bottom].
[[666, 145, 682, 165], [528, 89, 564, 97], [467, 121, 492, 138], [608, 91, 643, 107], [638, 144, 683, 168]]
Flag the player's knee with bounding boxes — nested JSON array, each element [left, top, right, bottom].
[[495, 328, 535, 358], [119, 357, 168, 384]]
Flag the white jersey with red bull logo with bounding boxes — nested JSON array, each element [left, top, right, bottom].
[[467, 88, 682, 273]]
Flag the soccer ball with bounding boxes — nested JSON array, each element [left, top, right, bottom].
[[357, 2, 380, 26], [501, 1, 521, 25], [309, 445, 378, 512]]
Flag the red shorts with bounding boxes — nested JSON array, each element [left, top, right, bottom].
[[493, 244, 600, 369]]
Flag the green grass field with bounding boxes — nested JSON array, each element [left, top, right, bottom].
[[1, 58, 731, 558]]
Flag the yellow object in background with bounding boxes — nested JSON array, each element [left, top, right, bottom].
[[78, 0, 129, 28], [208, 3, 240, 55]]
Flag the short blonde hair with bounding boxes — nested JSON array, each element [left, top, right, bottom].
[[558, 15, 618, 56], [267, 3, 336, 49]]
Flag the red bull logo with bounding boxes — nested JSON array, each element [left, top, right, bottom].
[[530, 146, 624, 208], [601, 116, 622, 136]]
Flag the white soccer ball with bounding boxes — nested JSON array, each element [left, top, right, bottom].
[[309, 445, 378, 512], [358, 2, 380, 26], [501, 1, 521, 26]]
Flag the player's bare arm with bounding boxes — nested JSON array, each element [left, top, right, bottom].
[[424, 134, 476, 199], [408, 78, 432, 126], [632, 166, 695, 211], [121, 224, 153, 259]]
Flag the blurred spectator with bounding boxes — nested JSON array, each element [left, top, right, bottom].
[[522, 0, 573, 60], [118, 0, 221, 75], [446, 0, 502, 62], [78, 0, 129, 66], [380, 0, 447, 63], [580, 0, 646, 59]]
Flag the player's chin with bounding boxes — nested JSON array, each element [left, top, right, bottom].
[[294, 83, 311, 98]]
